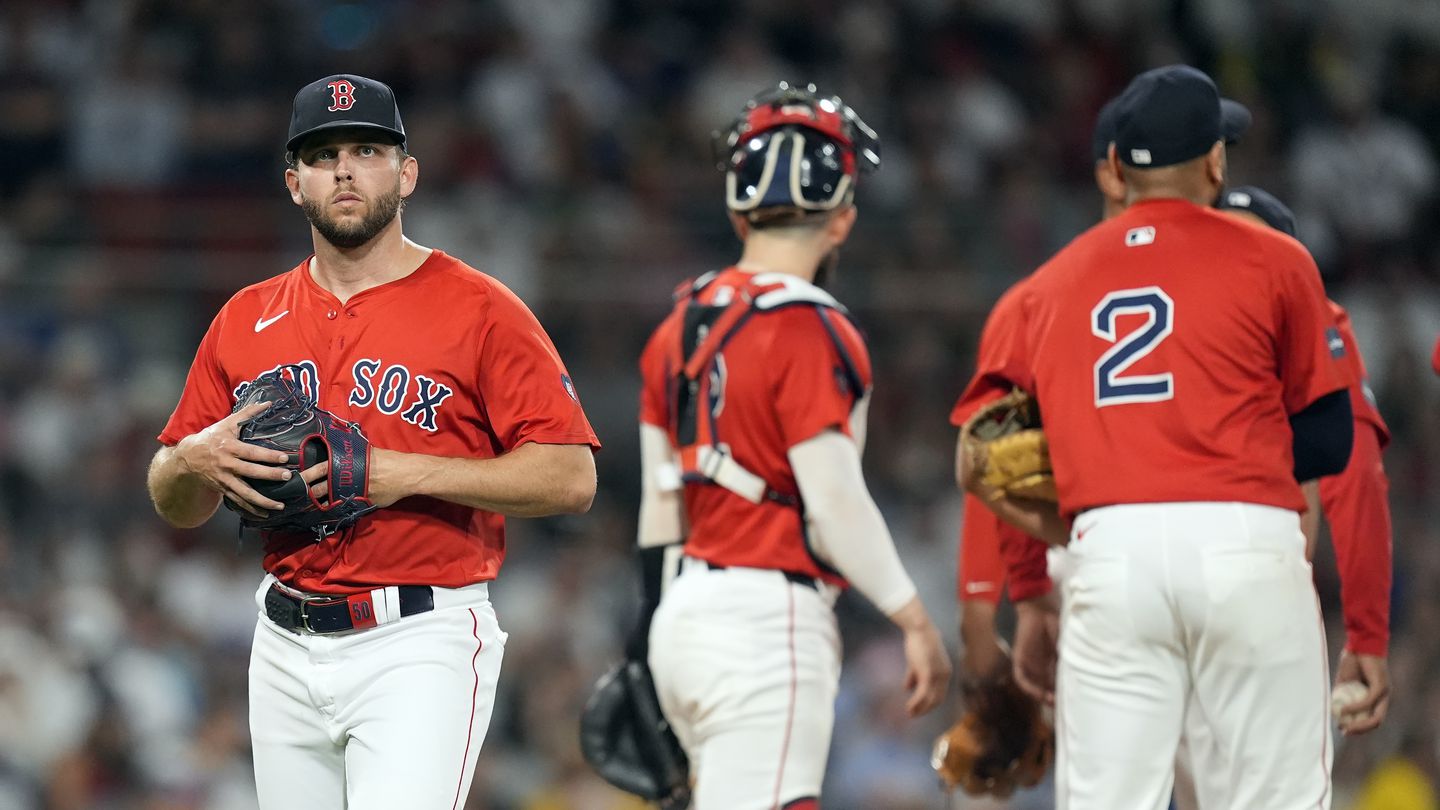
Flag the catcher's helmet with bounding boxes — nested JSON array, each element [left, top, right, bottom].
[[712, 82, 880, 224]]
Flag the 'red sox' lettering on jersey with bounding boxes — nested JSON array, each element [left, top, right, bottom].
[[161, 250, 598, 593], [348, 359, 455, 431]]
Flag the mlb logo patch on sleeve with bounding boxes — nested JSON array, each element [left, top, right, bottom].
[[1326, 326, 1347, 358], [1125, 226, 1156, 247]]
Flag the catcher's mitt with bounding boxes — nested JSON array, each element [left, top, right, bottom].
[[223, 371, 377, 539], [932, 675, 1054, 797], [579, 660, 691, 810], [960, 388, 1056, 502]]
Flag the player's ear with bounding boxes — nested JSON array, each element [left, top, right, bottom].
[[1106, 143, 1129, 203], [1205, 141, 1226, 188], [728, 212, 750, 242], [826, 204, 858, 246], [399, 151, 419, 198], [1094, 158, 1125, 211], [285, 168, 303, 206]]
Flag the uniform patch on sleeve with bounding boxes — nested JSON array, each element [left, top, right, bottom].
[[1326, 326, 1346, 359], [561, 373, 578, 402]]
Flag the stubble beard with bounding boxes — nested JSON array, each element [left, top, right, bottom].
[[301, 183, 404, 249]]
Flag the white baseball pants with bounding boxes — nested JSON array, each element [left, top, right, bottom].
[[648, 560, 840, 810], [248, 575, 506, 810], [1055, 502, 1331, 810]]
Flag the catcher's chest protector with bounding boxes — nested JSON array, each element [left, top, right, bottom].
[[664, 272, 864, 506]]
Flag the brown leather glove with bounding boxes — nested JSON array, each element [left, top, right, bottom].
[[960, 388, 1057, 502], [932, 675, 1054, 797]]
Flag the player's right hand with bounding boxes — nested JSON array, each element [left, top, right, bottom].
[[175, 401, 293, 517], [1013, 593, 1060, 705], [1333, 650, 1390, 736]]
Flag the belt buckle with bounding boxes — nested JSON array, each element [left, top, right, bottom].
[[298, 593, 346, 635]]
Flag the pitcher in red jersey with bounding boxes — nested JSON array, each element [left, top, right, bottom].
[[147, 74, 599, 809], [960, 66, 1352, 810]]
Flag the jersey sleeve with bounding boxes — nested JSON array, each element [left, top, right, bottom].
[[1000, 522, 1052, 602], [1317, 421, 1392, 656], [158, 310, 233, 445], [958, 493, 1005, 604], [950, 283, 1034, 426], [1331, 305, 1390, 449], [638, 319, 674, 429], [1432, 335, 1440, 376], [1272, 243, 1348, 414], [476, 283, 600, 451], [772, 308, 872, 448]]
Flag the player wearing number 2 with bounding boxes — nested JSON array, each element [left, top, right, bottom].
[[959, 65, 1354, 809]]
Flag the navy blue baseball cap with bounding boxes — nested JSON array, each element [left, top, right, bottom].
[[1112, 65, 1251, 168], [1093, 88, 1249, 164], [287, 74, 406, 154], [1218, 185, 1298, 237]]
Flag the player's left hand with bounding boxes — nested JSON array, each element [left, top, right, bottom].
[[1333, 650, 1390, 735]]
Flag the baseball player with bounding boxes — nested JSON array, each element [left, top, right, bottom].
[[955, 89, 1252, 693], [635, 83, 951, 809], [1217, 185, 1393, 728], [959, 65, 1353, 809], [145, 74, 600, 809]]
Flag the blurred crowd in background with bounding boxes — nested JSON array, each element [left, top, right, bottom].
[[0, 1, 1438, 808]]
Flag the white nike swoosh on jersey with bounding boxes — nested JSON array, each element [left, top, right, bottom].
[[964, 582, 998, 594], [254, 311, 290, 332]]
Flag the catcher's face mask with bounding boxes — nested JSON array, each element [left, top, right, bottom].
[[713, 82, 880, 219]]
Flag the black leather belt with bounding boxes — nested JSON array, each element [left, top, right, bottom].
[[264, 582, 435, 635], [700, 560, 818, 591]]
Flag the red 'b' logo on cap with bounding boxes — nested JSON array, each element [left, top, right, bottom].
[[327, 80, 355, 112]]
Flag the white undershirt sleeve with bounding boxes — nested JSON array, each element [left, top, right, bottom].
[[788, 428, 918, 617], [638, 423, 685, 548], [638, 422, 687, 593]]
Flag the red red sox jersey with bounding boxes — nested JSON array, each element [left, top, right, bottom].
[[962, 198, 1347, 518], [956, 491, 1051, 604], [1321, 301, 1392, 656], [639, 267, 871, 582], [1330, 302, 1389, 448], [160, 250, 600, 593]]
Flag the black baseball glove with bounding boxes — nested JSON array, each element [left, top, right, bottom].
[[580, 660, 691, 809], [223, 371, 377, 539]]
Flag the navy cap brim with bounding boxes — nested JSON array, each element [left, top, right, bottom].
[[1221, 99, 1251, 144], [1218, 185, 1297, 237], [286, 121, 406, 154]]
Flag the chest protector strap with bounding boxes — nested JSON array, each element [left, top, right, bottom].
[[665, 272, 864, 507]]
